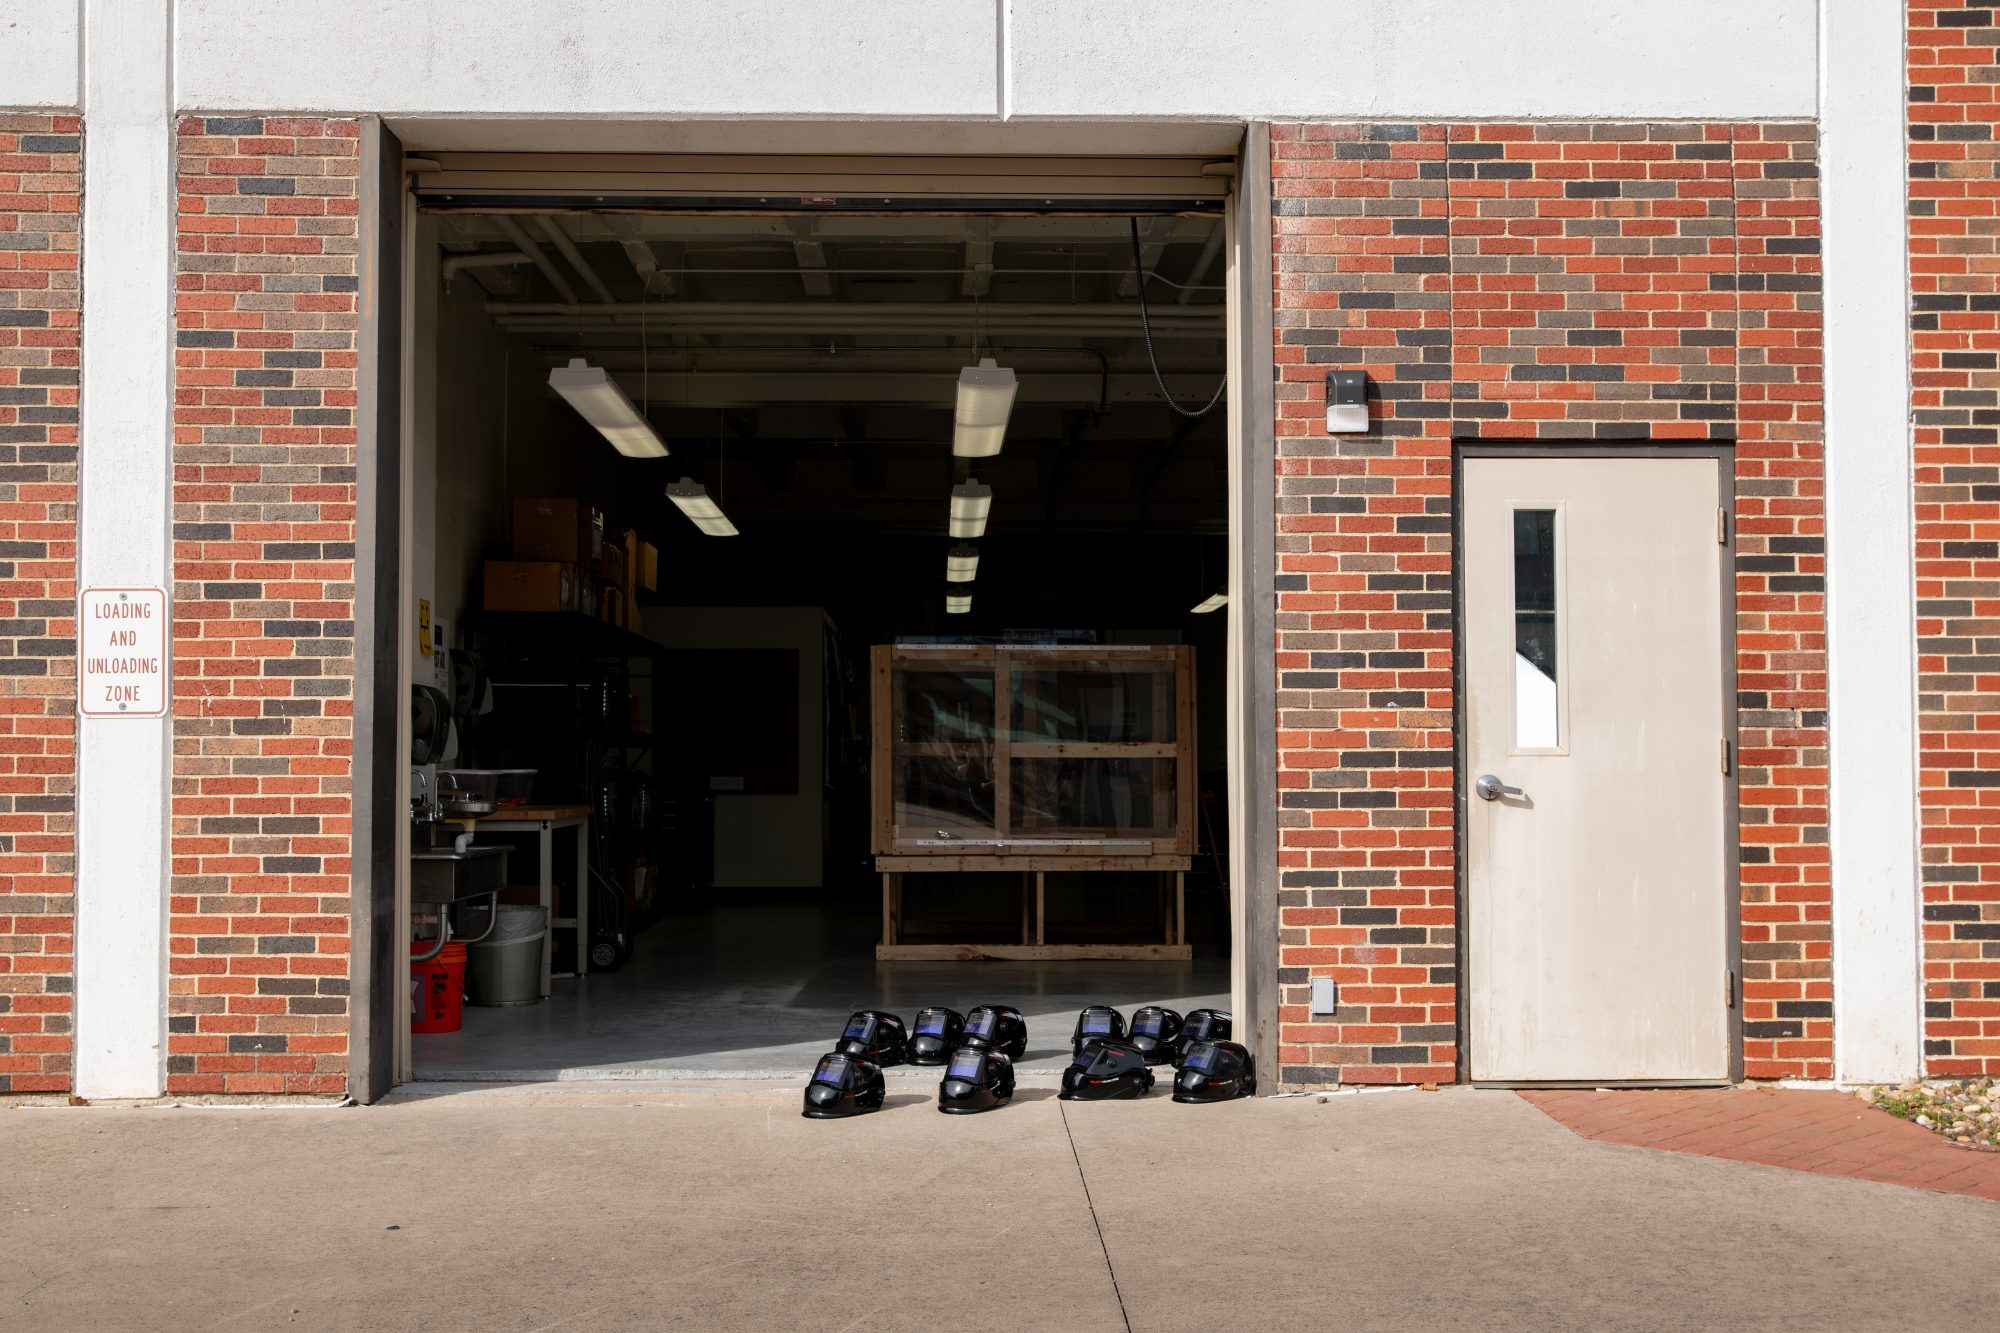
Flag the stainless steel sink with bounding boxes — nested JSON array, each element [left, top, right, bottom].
[[411, 844, 511, 904]]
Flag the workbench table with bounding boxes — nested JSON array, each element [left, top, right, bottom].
[[466, 805, 591, 998]]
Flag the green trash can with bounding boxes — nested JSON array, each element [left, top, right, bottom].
[[466, 905, 547, 1007]]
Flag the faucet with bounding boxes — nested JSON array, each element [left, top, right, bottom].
[[412, 769, 440, 825]]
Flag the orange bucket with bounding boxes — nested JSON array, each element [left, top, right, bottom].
[[411, 941, 468, 1033]]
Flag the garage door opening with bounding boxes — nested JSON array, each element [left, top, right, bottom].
[[397, 186, 1238, 1081]]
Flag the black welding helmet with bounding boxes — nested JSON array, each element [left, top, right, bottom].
[[1069, 1006, 1126, 1060], [834, 1010, 908, 1067], [937, 1045, 1016, 1114], [1172, 1040, 1257, 1104], [1128, 1006, 1184, 1065], [907, 1007, 965, 1066], [961, 1004, 1028, 1059], [802, 1053, 886, 1119], [1173, 1009, 1233, 1067], [1058, 1038, 1155, 1101]]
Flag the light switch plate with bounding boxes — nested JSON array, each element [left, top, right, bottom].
[[1310, 976, 1337, 1015]]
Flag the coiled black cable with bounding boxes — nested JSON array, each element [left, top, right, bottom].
[[1130, 216, 1228, 419]]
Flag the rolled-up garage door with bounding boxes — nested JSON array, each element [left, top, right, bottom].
[[407, 152, 1232, 214]]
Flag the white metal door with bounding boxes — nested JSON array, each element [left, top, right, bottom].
[[1464, 455, 1730, 1083]]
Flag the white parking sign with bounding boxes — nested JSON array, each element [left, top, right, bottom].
[[78, 588, 168, 717]]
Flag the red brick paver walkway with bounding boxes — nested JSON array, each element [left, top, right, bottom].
[[1522, 1087, 2000, 1203]]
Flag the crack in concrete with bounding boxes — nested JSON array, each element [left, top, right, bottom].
[[1058, 1101, 1132, 1333]]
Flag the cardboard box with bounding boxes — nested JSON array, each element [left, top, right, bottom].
[[484, 561, 575, 613], [513, 498, 603, 564], [639, 541, 658, 592]]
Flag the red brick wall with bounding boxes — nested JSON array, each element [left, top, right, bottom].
[[169, 116, 359, 1095], [1728, 125, 1832, 1080], [1909, 0, 2000, 1076], [1272, 124, 1456, 1086], [1271, 121, 1830, 1086], [0, 115, 80, 1095], [1448, 123, 1738, 440]]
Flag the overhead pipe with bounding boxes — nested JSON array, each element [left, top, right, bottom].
[[1177, 224, 1227, 305], [536, 216, 618, 305], [490, 215, 579, 304], [441, 250, 533, 286]]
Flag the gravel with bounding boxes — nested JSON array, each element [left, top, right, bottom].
[[1860, 1079, 2000, 1150]]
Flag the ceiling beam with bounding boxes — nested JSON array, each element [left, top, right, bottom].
[[536, 216, 616, 304], [612, 217, 677, 296], [490, 215, 578, 304], [1117, 217, 1174, 297], [790, 220, 833, 298], [1178, 223, 1227, 305], [961, 219, 994, 298], [590, 369, 1228, 408], [485, 299, 1221, 342]]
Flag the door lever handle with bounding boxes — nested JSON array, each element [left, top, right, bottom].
[[1474, 774, 1521, 802]]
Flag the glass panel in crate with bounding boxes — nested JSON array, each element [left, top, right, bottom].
[[1009, 758, 1177, 837], [894, 663, 998, 834], [896, 666, 995, 744], [1009, 659, 1175, 743]]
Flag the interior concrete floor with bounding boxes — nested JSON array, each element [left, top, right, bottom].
[[6, 1084, 1995, 1331], [413, 893, 1230, 1079]]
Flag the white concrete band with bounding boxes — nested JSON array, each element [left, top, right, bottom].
[[169, 0, 1815, 122], [0, 0, 80, 109], [73, 0, 174, 1098], [1821, 0, 1924, 1083], [1008, 0, 1817, 121]]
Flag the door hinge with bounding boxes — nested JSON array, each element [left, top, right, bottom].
[[1720, 738, 1732, 775], [1726, 969, 1737, 1010], [1717, 508, 1729, 544]]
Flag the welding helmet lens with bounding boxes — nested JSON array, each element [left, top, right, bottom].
[[802, 1052, 887, 1118], [937, 1045, 1015, 1114], [1173, 1008, 1233, 1066], [907, 1006, 965, 1065], [962, 1004, 1028, 1058], [1070, 1006, 1126, 1058], [1172, 1040, 1256, 1104], [833, 1010, 908, 1066], [1128, 1006, 1183, 1064]]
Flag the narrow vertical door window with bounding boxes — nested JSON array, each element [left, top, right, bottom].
[[1513, 508, 1559, 749]]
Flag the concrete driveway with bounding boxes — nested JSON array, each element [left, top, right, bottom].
[[3, 1082, 1996, 1331]]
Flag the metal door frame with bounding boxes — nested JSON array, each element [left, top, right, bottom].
[[1452, 441, 1743, 1088], [357, 127, 1278, 1093]]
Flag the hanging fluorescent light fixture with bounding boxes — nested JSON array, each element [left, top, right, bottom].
[[945, 591, 973, 615], [1191, 592, 1228, 614], [666, 477, 738, 537], [548, 357, 669, 459], [945, 544, 979, 583], [952, 357, 1018, 458], [948, 481, 992, 539]]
